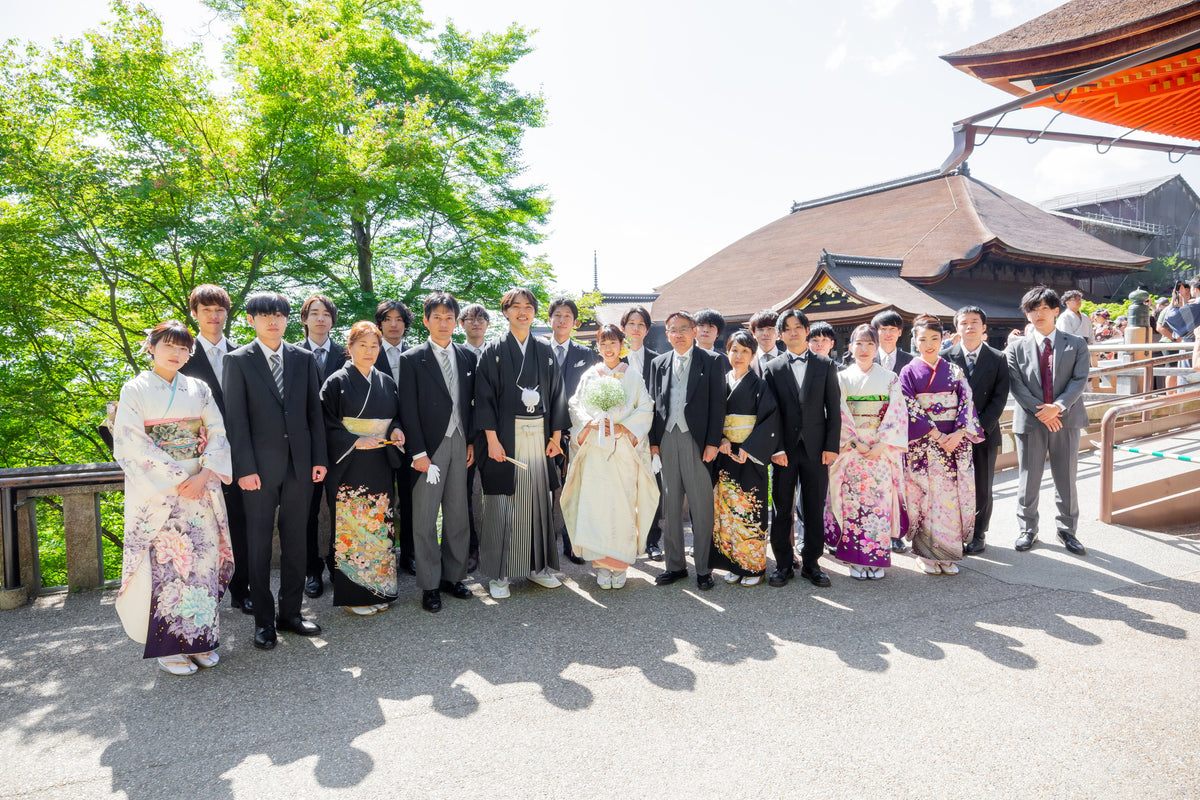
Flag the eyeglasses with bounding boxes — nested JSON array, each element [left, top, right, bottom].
[[665, 327, 694, 335]]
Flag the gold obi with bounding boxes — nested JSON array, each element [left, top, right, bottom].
[[723, 414, 756, 444], [342, 417, 391, 437]]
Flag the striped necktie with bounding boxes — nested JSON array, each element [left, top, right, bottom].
[[966, 351, 976, 376], [270, 353, 284, 396], [437, 347, 459, 435], [315, 347, 326, 371]]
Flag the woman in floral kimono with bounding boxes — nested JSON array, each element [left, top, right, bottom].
[[321, 321, 405, 615], [113, 320, 233, 676], [823, 325, 908, 580], [711, 330, 778, 586], [900, 314, 984, 575], [561, 325, 658, 589]]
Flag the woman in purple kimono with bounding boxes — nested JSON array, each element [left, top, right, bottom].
[[899, 315, 983, 575], [823, 325, 908, 580]]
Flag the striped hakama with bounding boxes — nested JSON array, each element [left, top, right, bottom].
[[480, 416, 559, 579]]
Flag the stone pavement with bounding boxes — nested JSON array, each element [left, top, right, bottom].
[[2, 438, 1200, 799]]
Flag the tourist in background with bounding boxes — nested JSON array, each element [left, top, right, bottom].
[[113, 320, 233, 675], [900, 314, 983, 575], [561, 324, 658, 589], [824, 325, 907, 580], [1056, 290, 1094, 343], [710, 330, 778, 586]]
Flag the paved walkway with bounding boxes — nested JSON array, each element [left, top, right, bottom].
[[2, 438, 1200, 799]]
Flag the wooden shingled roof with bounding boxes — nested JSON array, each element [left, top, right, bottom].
[[650, 171, 1148, 320]]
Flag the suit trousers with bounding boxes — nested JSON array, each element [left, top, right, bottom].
[[412, 430, 470, 590], [222, 482, 250, 602], [770, 451, 829, 570], [644, 473, 664, 550], [1015, 425, 1081, 537], [243, 469, 311, 627], [660, 428, 714, 574], [305, 479, 331, 577], [466, 460, 483, 554], [393, 459, 415, 560], [971, 438, 1000, 537]]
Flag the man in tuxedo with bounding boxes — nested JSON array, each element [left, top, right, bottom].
[[1007, 286, 1091, 556], [695, 308, 732, 372], [298, 294, 347, 599], [373, 299, 417, 576], [458, 303, 491, 572], [621, 305, 664, 560], [943, 305, 1010, 555], [223, 291, 328, 650], [398, 292, 477, 613], [763, 309, 840, 588], [179, 284, 252, 614], [749, 310, 779, 376], [546, 297, 599, 564], [648, 311, 726, 590]]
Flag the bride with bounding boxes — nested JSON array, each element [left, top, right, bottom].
[[560, 324, 659, 589]]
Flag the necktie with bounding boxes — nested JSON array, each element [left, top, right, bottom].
[[1039, 338, 1054, 404], [270, 353, 284, 396], [437, 347, 458, 433], [211, 345, 223, 390], [966, 352, 976, 376], [674, 355, 687, 381], [315, 347, 326, 371], [556, 343, 566, 367], [389, 346, 400, 377]]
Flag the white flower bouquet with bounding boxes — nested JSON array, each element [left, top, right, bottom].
[[583, 375, 626, 447]]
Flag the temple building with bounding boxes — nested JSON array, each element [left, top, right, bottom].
[[649, 166, 1148, 349]]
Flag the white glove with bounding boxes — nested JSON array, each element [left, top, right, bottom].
[[425, 464, 441, 485], [651, 453, 662, 474]]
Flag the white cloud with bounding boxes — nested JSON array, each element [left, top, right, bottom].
[[1031, 144, 1154, 202], [825, 43, 848, 71], [868, 0, 904, 20], [990, 0, 1016, 20], [869, 46, 915, 75], [933, 0, 974, 29]]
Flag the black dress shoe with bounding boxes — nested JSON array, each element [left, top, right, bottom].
[[399, 555, 417, 575], [422, 590, 442, 613], [646, 544, 664, 562], [1057, 531, 1086, 556], [231, 596, 254, 615], [1015, 532, 1038, 551], [891, 537, 908, 553], [304, 574, 324, 599], [696, 573, 715, 591], [768, 567, 794, 587], [253, 626, 276, 650], [963, 536, 986, 555], [654, 569, 688, 586], [439, 580, 473, 599], [799, 566, 832, 587], [276, 616, 321, 636]]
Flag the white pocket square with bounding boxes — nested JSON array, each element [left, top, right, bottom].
[[573, 359, 586, 368]]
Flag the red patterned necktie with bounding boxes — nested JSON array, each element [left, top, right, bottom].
[[1039, 338, 1053, 404]]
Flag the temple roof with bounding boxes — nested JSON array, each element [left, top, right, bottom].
[[650, 171, 1148, 320]]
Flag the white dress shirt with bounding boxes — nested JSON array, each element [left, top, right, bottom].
[[199, 335, 229, 389]]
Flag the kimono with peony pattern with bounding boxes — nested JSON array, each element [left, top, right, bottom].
[[113, 371, 234, 659], [321, 365, 402, 606], [899, 357, 983, 562], [709, 369, 779, 577], [823, 363, 909, 568]]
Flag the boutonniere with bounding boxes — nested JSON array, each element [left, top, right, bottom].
[[466, 371, 472, 377], [573, 359, 586, 368]]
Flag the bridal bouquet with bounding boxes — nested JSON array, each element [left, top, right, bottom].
[[583, 376, 626, 446]]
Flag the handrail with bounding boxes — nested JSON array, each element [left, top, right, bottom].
[[1098, 387, 1200, 522]]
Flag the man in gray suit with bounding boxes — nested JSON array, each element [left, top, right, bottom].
[[1007, 286, 1090, 556]]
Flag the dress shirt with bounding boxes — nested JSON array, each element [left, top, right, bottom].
[[878, 348, 896, 372], [199, 335, 229, 389], [789, 350, 809, 393], [306, 337, 332, 367], [626, 345, 645, 379], [963, 343, 983, 374], [1030, 328, 1064, 411], [383, 342, 403, 377], [255, 338, 284, 377]]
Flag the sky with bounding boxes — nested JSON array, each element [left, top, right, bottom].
[[8, 0, 1200, 296]]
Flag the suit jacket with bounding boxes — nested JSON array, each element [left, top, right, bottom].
[[750, 349, 778, 377], [180, 338, 238, 417], [1006, 331, 1090, 433], [648, 347, 727, 451], [878, 348, 914, 374], [944, 342, 1011, 446], [547, 337, 599, 401], [762, 350, 841, 461], [223, 341, 329, 485], [373, 342, 408, 384], [623, 346, 660, 390], [703, 348, 732, 373], [301, 339, 348, 386], [396, 341, 477, 460]]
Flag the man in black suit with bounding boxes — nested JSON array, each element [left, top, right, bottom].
[[546, 297, 599, 564], [224, 291, 328, 650], [620, 305, 664, 560], [943, 305, 1011, 555], [749, 309, 779, 376], [398, 292, 477, 613], [648, 311, 726, 590], [298, 294, 347, 599], [763, 309, 840, 588], [458, 303, 491, 572], [179, 284, 252, 614], [373, 299, 417, 576]]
